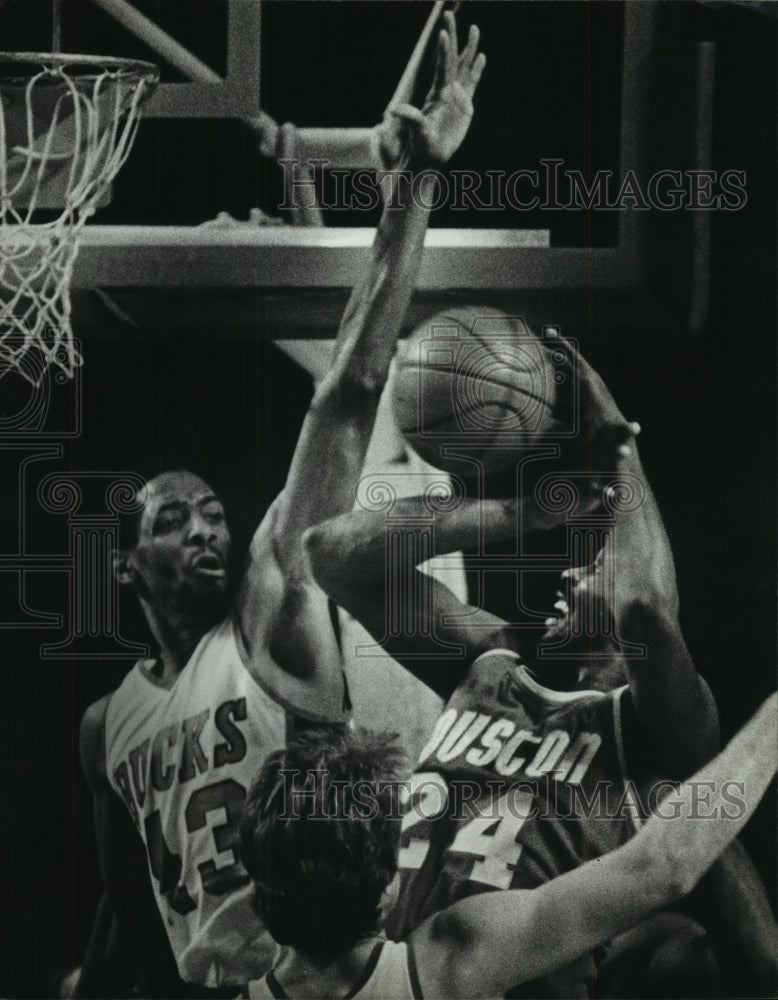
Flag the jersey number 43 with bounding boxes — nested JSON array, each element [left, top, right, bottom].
[[144, 778, 249, 915]]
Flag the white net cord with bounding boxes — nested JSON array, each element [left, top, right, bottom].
[[0, 56, 157, 384]]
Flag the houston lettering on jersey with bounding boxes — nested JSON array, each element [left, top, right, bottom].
[[112, 697, 248, 827], [419, 706, 601, 784]]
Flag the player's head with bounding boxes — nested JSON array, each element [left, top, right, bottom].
[[114, 469, 232, 624], [239, 726, 406, 963]]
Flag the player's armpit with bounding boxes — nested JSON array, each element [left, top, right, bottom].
[[234, 498, 347, 719]]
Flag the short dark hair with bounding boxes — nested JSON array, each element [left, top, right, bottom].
[[238, 727, 406, 961]]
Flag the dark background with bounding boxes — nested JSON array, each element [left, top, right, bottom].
[[0, 1, 776, 996]]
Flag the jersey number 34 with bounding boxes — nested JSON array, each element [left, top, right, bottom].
[[399, 771, 533, 891]]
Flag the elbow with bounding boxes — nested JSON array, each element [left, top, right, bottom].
[[661, 848, 700, 903], [302, 520, 361, 611], [637, 838, 699, 909], [302, 523, 340, 595], [311, 367, 387, 419]]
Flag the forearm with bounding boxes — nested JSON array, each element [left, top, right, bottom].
[[611, 450, 679, 614], [306, 497, 515, 591], [326, 168, 436, 387], [74, 894, 125, 998]]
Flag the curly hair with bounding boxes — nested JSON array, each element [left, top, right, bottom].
[[238, 726, 407, 961]]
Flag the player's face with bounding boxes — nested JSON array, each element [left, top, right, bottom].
[[541, 560, 617, 661], [128, 471, 232, 611]]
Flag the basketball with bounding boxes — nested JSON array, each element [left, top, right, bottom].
[[392, 306, 561, 477]]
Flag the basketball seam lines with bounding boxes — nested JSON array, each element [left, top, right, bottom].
[[401, 399, 539, 433], [395, 360, 551, 407]]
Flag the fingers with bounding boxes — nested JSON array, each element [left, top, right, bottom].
[[432, 26, 447, 94], [442, 10, 457, 81], [594, 421, 636, 460], [469, 51, 487, 88], [433, 13, 484, 97], [460, 23, 480, 69], [454, 22, 485, 90], [616, 422, 641, 458]]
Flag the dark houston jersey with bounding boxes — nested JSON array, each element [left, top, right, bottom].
[[387, 648, 642, 997]]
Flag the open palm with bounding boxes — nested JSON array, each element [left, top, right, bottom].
[[380, 12, 485, 168]]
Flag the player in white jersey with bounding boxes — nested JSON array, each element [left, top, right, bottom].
[[241, 703, 778, 1000], [75, 16, 486, 997], [305, 335, 778, 996]]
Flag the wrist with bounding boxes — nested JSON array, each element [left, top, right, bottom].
[[382, 166, 440, 213]]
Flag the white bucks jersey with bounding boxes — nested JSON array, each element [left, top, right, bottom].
[[105, 617, 338, 988]]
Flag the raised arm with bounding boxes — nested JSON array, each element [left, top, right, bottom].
[[237, 15, 485, 663], [412, 692, 778, 999], [547, 337, 719, 774]]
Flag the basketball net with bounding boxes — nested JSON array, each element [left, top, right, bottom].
[[0, 54, 158, 384]]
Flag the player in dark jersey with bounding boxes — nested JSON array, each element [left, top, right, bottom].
[[75, 15, 486, 997], [305, 333, 778, 997], [239, 702, 777, 1000]]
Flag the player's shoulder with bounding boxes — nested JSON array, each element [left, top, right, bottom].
[[80, 692, 114, 787]]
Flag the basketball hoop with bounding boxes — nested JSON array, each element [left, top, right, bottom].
[[0, 53, 158, 384]]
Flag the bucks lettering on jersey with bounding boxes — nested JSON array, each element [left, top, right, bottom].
[[105, 617, 333, 988], [386, 649, 641, 998]]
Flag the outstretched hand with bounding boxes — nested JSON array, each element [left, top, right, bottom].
[[379, 11, 485, 169]]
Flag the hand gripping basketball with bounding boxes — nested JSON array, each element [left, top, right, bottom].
[[545, 330, 641, 483]]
